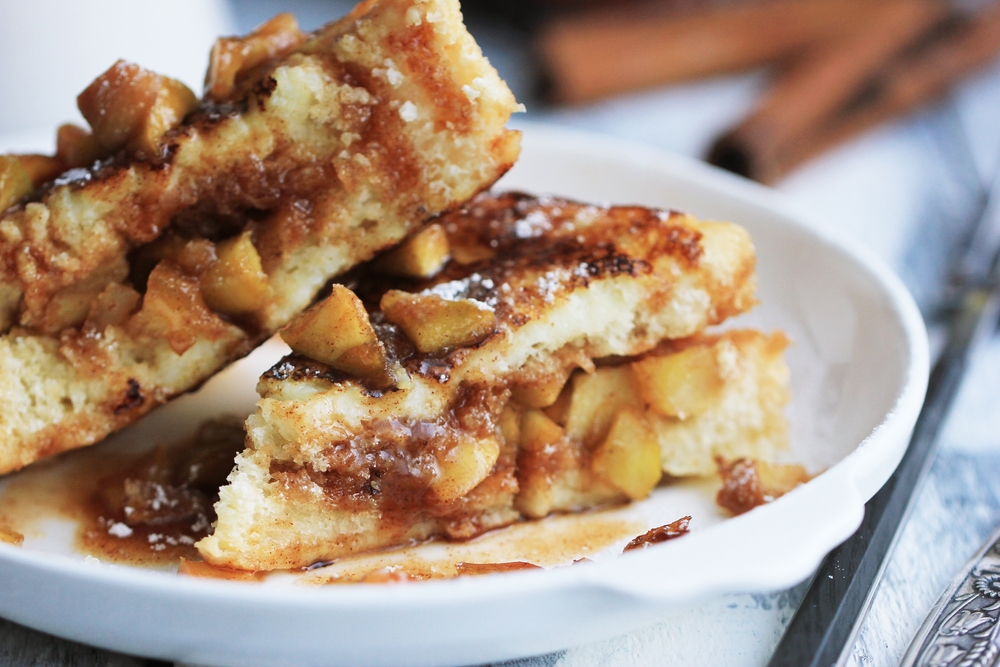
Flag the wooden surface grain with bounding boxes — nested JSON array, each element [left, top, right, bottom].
[[0, 616, 166, 667]]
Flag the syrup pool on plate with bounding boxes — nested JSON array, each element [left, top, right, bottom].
[[0, 415, 716, 582]]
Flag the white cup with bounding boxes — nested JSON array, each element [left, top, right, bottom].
[[0, 0, 235, 139]]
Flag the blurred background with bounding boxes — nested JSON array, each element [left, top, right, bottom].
[[2, 1, 1000, 665]]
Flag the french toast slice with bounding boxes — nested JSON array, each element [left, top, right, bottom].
[[0, 0, 521, 474], [197, 192, 784, 571], [516, 329, 791, 519]]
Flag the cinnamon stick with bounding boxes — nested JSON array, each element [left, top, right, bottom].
[[766, 3, 1000, 180], [536, 0, 894, 104], [709, 3, 1000, 183], [707, 0, 951, 182]]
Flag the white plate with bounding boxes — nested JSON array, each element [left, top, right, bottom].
[[0, 124, 928, 667]]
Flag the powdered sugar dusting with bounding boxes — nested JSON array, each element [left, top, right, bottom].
[[424, 273, 499, 307], [399, 101, 418, 122], [536, 269, 569, 304], [514, 210, 551, 239], [426, 279, 468, 301], [107, 522, 133, 538]]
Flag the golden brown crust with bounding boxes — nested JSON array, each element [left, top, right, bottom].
[[335, 191, 758, 381]]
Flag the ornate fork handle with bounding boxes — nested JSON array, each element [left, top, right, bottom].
[[903, 526, 1000, 667]]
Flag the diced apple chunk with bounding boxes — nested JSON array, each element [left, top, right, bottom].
[[511, 370, 570, 409], [14, 154, 64, 186], [78, 60, 197, 157], [591, 408, 662, 500], [757, 461, 810, 496], [41, 257, 129, 334], [375, 224, 450, 279], [0, 155, 33, 211], [206, 13, 305, 101], [380, 290, 496, 354], [0, 524, 23, 546], [427, 436, 500, 503], [128, 261, 231, 355], [520, 409, 565, 452], [280, 284, 388, 381], [87, 283, 141, 331], [716, 458, 811, 515], [201, 231, 270, 316], [498, 405, 521, 447], [542, 373, 574, 425], [333, 341, 391, 380], [449, 240, 494, 265], [172, 238, 218, 277], [56, 124, 103, 169], [564, 365, 639, 446], [632, 345, 724, 420], [135, 79, 198, 157], [516, 409, 567, 519]]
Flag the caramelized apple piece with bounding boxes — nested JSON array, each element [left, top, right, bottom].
[[128, 261, 231, 355], [78, 60, 197, 157], [622, 516, 691, 552], [87, 283, 142, 331], [42, 257, 129, 334], [757, 461, 811, 496], [448, 239, 495, 265], [201, 231, 270, 316], [542, 375, 574, 425], [206, 14, 306, 101], [0, 524, 23, 546], [498, 405, 521, 446], [14, 154, 65, 186], [139, 80, 198, 156], [516, 409, 567, 519], [591, 408, 662, 500], [510, 369, 571, 409], [716, 458, 811, 515], [172, 238, 218, 277], [335, 343, 394, 383], [375, 224, 450, 279], [56, 123, 104, 169], [0, 155, 33, 211], [427, 436, 501, 503], [280, 285, 389, 381], [519, 409, 564, 451], [564, 365, 639, 446], [380, 290, 496, 354], [632, 345, 724, 420]]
